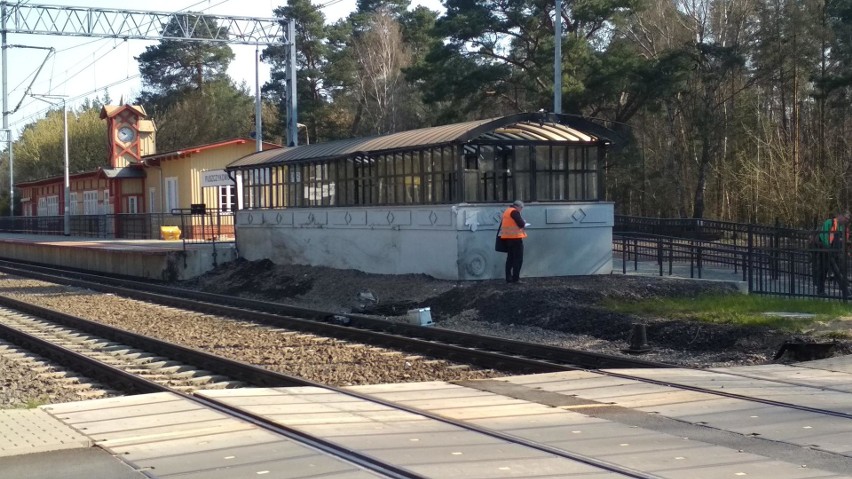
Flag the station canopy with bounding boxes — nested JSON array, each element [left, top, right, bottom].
[[228, 113, 614, 169], [228, 113, 617, 207]]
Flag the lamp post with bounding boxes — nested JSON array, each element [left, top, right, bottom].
[[30, 94, 70, 236], [297, 123, 309, 145]]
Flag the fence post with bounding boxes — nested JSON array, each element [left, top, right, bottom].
[[747, 224, 754, 293], [788, 249, 795, 296], [771, 217, 780, 280], [657, 237, 663, 276], [844, 233, 849, 301], [622, 236, 627, 274], [689, 240, 695, 278], [633, 237, 638, 271], [668, 238, 673, 275], [697, 244, 703, 279]]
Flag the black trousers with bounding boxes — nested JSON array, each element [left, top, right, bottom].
[[813, 245, 848, 294], [505, 239, 524, 282]]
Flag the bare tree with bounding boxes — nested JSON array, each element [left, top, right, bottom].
[[352, 10, 411, 135]]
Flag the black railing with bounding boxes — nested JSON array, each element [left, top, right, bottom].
[[0, 211, 235, 244], [614, 215, 849, 300]]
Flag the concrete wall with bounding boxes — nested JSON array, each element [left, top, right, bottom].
[[0, 238, 236, 281], [235, 202, 613, 280]]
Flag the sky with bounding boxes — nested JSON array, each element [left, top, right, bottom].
[[3, 0, 443, 136]]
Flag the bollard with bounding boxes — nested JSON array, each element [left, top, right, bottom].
[[622, 323, 652, 354]]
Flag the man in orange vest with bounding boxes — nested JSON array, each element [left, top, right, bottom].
[[814, 210, 850, 295], [499, 200, 529, 283]]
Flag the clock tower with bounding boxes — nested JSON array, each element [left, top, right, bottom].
[[100, 105, 156, 167]]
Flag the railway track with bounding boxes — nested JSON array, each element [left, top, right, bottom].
[[4, 260, 852, 476], [0, 259, 669, 372], [0, 294, 663, 479], [3, 259, 852, 424]]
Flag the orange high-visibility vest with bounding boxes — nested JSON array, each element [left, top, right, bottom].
[[828, 218, 849, 245], [499, 207, 527, 239]]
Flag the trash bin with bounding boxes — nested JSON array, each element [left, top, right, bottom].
[[160, 226, 182, 240]]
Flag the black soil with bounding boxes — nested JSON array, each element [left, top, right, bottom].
[[181, 259, 851, 363]]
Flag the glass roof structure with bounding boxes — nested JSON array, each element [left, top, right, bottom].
[[228, 113, 615, 208]]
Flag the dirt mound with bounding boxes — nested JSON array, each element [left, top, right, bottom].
[[181, 260, 842, 363]]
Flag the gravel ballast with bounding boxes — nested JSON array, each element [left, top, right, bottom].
[[3, 260, 851, 409]]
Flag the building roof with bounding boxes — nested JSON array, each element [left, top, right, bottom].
[[99, 104, 148, 119], [144, 138, 281, 163], [98, 167, 146, 179], [14, 138, 280, 188], [227, 113, 616, 169]]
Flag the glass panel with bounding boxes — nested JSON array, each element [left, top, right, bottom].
[[586, 148, 597, 170], [535, 145, 550, 170], [463, 146, 480, 202], [514, 145, 530, 173], [585, 172, 598, 200], [442, 146, 455, 172], [536, 173, 550, 200]]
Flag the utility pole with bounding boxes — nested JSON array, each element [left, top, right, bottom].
[[2, 1, 9, 214], [255, 45, 262, 152], [554, 0, 562, 114], [0, 2, 293, 211], [30, 94, 69, 235]]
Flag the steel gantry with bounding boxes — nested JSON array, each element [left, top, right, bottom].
[[0, 1, 299, 213]]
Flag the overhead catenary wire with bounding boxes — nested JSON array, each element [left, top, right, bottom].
[[8, 0, 240, 130]]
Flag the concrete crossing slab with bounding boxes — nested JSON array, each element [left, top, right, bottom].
[[351, 381, 849, 478], [0, 409, 90, 457], [199, 388, 627, 478]]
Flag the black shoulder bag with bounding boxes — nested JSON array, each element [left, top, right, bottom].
[[495, 226, 508, 252]]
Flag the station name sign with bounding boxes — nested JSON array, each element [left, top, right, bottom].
[[201, 169, 232, 187]]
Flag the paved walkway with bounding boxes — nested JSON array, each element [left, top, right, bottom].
[[612, 257, 747, 283]]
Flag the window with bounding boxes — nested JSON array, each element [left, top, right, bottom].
[[69, 192, 79, 215], [218, 185, 235, 212], [127, 196, 138, 214], [102, 189, 109, 214], [46, 195, 59, 216], [567, 147, 598, 200], [83, 191, 98, 215], [149, 187, 156, 213], [243, 168, 269, 208], [165, 177, 178, 212]]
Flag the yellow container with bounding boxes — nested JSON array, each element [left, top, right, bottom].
[[160, 226, 182, 240]]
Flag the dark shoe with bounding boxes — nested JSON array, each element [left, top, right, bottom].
[[512, 279, 522, 284]]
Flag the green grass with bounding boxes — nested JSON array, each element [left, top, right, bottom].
[[13, 397, 50, 409], [602, 294, 852, 330]]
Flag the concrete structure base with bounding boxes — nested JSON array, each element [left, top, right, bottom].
[[235, 203, 613, 281]]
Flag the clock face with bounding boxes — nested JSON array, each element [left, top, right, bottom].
[[117, 126, 136, 143]]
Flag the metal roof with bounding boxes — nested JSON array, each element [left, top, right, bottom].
[[227, 113, 614, 169], [99, 167, 146, 179]]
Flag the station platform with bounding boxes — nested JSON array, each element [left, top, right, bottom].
[[0, 233, 236, 281], [3, 356, 852, 478]]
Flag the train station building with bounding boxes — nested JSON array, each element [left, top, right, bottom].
[[14, 104, 278, 239], [226, 112, 617, 280]]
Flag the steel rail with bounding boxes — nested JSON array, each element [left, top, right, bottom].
[[0, 319, 424, 479], [4, 260, 852, 423], [0, 295, 660, 478], [5, 260, 852, 423], [0, 260, 671, 371]]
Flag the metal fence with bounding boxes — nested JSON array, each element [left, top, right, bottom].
[[614, 215, 850, 300], [0, 211, 235, 246]]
